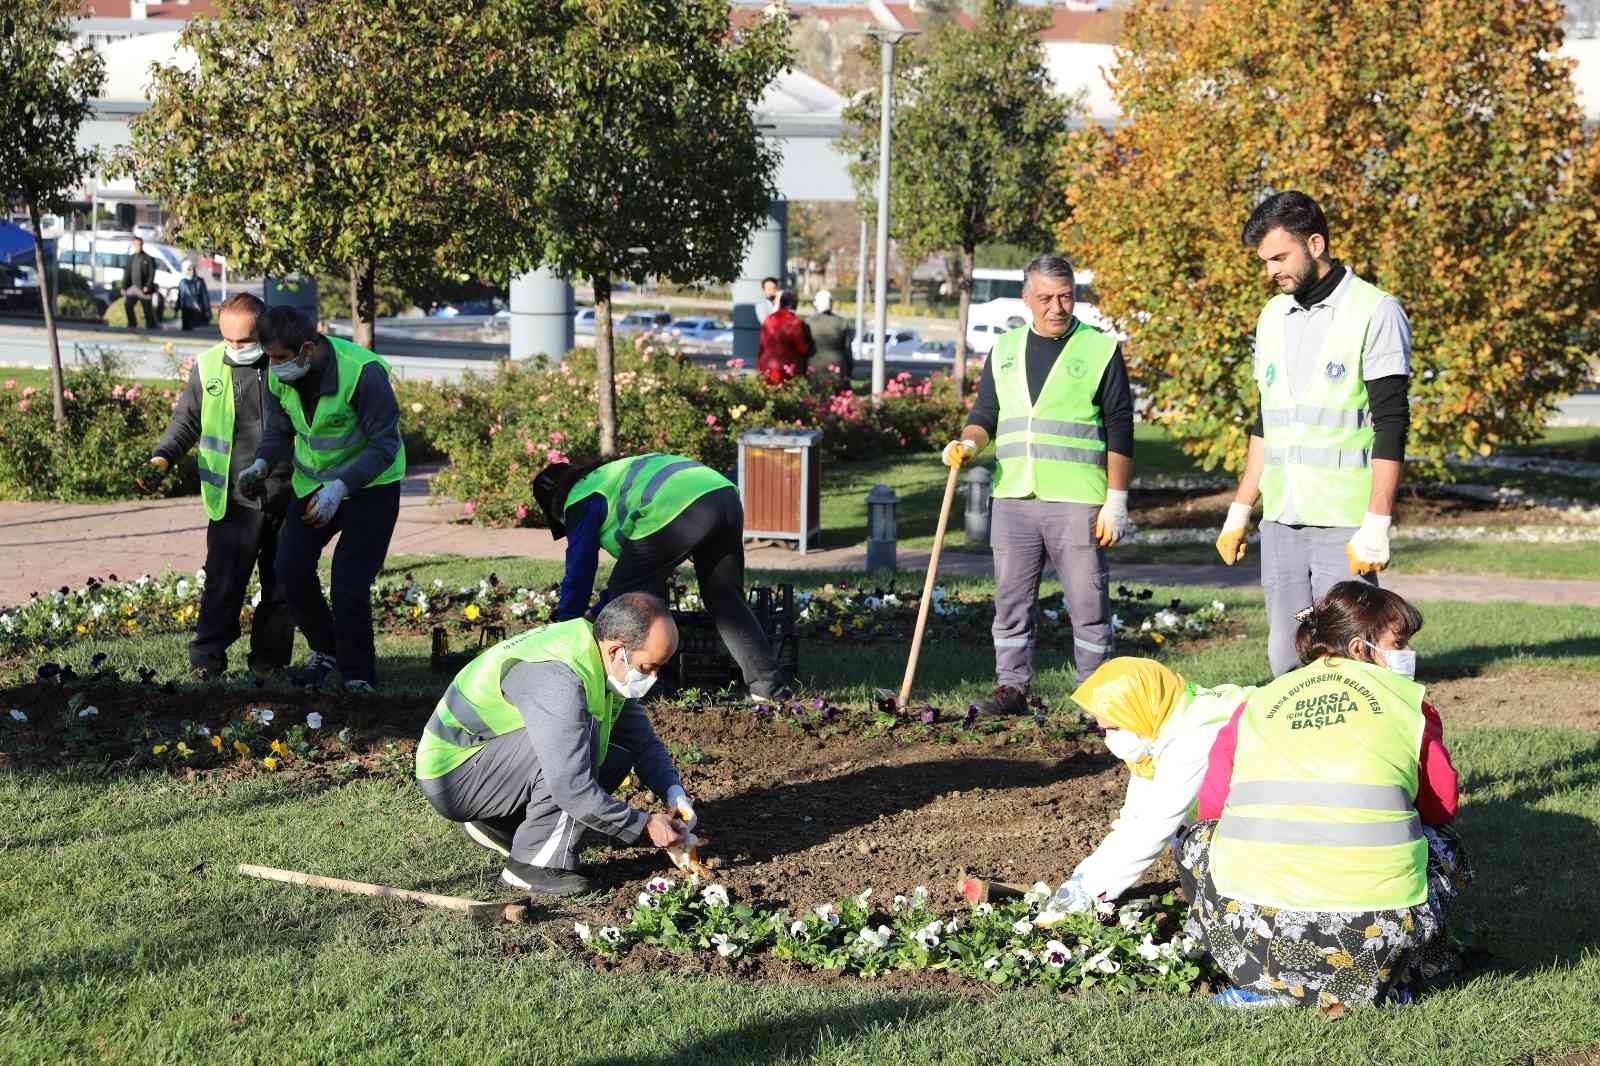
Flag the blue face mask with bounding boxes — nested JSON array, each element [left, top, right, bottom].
[[270, 347, 311, 382]]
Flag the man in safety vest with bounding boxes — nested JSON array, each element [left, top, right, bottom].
[[240, 306, 406, 692], [416, 592, 695, 896], [143, 293, 294, 680], [532, 453, 790, 703], [1215, 192, 1413, 675], [941, 254, 1135, 716]]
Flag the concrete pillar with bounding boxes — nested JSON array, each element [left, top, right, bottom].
[[732, 200, 787, 365], [264, 274, 319, 321], [510, 267, 574, 361]]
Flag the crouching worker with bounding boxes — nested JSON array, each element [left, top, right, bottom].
[[1179, 581, 1471, 1009], [415, 593, 699, 897], [1039, 659, 1250, 921]]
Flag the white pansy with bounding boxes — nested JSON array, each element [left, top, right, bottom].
[[892, 894, 909, 913], [637, 892, 659, 909], [78, 705, 98, 718], [852, 888, 872, 908], [306, 712, 323, 730], [1043, 940, 1071, 969], [815, 904, 839, 927], [710, 933, 738, 958], [573, 923, 592, 942], [855, 925, 892, 950], [1023, 881, 1052, 906], [8, 709, 26, 722], [1095, 900, 1117, 918], [176, 579, 191, 598], [1211, 600, 1226, 613], [973, 903, 993, 917], [915, 921, 942, 948], [983, 956, 1000, 972], [1137, 937, 1162, 961], [250, 707, 274, 724], [701, 884, 730, 908], [598, 926, 622, 944], [1012, 920, 1033, 936]]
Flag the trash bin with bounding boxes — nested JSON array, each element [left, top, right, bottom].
[[737, 428, 823, 554]]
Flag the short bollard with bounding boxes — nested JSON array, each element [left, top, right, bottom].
[[866, 484, 898, 572], [963, 465, 992, 548]]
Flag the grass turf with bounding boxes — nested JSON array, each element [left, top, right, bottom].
[[4, 556, 1600, 1062]]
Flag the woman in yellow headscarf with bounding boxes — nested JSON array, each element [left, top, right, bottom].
[[1041, 658, 1251, 918]]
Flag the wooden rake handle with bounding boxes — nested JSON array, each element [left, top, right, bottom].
[[897, 461, 963, 707], [238, 863, 529, 924]]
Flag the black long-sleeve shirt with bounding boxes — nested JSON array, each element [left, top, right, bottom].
[[965, 320, 1135, 458], [258, 347, 402, 496], [1250, 375, 1409, 461]]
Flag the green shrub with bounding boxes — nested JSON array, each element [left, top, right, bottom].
[[414, 338, 967, 527], [0, 356, 195, 501]]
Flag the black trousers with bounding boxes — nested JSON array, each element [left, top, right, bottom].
[[123, 294, 157, 329], [276, 481, 400, 684], [606, 486, 780, 690], [191, 504, 295, 673]]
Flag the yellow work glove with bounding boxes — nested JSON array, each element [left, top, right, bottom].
[[941, 439, 976, 468], [1345, 512, 1392, 575], [1215, 501, 1253, 565]]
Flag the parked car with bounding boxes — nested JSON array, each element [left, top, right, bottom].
[[966, 266, 1122, 344], [132, 222, 164, 242], [852, 327, 922, 360], [615, 309, 673, 337], [666, 317, 733, 345], [573, 307, 597, 334], [57, 232, 186, 309], [0, 264, 33, 312]]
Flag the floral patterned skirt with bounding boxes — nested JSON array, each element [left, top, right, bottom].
[[1176, 819, 1472, 1008]]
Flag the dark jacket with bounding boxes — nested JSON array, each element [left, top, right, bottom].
[[155, 354, 293, 513], [257, 341, 403, 498], [177, 275, 211, 317], [125, 251, 160, 295], [806, 310, 852, 377]]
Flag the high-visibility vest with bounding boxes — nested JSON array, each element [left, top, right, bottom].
[[265, 337, 407, 499], [1254, 274, 1387, 528], [990, 324, 1118, 504], [195, 344, 234, 521], [566, 454, 732, 557], [1210, 656, 1428, 911], [414, 618, 622, 782]]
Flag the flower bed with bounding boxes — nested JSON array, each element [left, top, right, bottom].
[[578, 875, 1212, 994]]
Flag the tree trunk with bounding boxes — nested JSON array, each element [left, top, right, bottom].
[[351, 263, 377, 350], [29, 201, 66, 426], [953, 244, 972, 392], [594, 275, 618, 458]]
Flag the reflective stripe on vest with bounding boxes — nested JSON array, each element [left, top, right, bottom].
[[414, 618, 621, 782], [1254, 274, 1387, 527], [990, 324, 1117, 505], [265, 336, 406, 498], [1209, 656, 1428, 911], [195, 344, 233, 520], [566, 454, 734, 557]]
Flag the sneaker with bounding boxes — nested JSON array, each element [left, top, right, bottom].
[[343, 679, 376, 695], [289, 652, 338, 689], [749, 680, 795, 705], [500, 860, 595, 897], [461, 820, 513, 859], [974, 685, 1028, 716], [1212, 987, 1292, 1009]]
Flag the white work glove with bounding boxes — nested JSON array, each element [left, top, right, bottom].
[[237, 458, 269, 498], [941, 439, 976, 468], [666, 785, 698, 831], [1215, 501, 1253, 565], [1346, 511, 1392, 575], [1035, 875, 1094, 928], [1094, 489, 1132, 547], [304, 479, 349, 527]]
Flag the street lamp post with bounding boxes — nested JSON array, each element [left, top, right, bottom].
[[864, 12, 916, 399]]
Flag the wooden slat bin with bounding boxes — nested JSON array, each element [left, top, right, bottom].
[[737, 428, 822, 554]]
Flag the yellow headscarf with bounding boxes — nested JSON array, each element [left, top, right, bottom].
[[1070, 657, 1188, 779]]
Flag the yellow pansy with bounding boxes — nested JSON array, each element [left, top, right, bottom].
[[262, 756, 279, 771], [233, 739, 250, 756], [270, 739, 289, 757], [465, 604, 481, 621], [210, 734, 223, 751], [151, 744, 168, 755]]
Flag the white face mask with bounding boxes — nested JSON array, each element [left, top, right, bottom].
[[1363, 641, 1417, 679], [270, 355, 310, 382], [223, 343, 261, 366], [1103, 727, 1152, 764], [607, 647, 657, 700]]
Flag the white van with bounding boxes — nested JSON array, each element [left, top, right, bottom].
[[964, 266, 1119, 354], [56, 231, 187, 308]]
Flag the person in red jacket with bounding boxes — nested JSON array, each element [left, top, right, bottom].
[[1178, 581, 1472, 1009], [758, 290, 813, 385]]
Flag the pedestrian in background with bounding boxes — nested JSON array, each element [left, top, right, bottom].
[[177, 260, 211, 332], [123, 237, 160, 329], [806, 289, 852, 385], [757, 290, 812, 385], [1215, 191, 1412, 676], [941, 253, 1135, 715], [754, 275, 780, 324]]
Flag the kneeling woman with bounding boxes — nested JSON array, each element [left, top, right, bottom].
[[1041, 658, 1252, 917], [1180, 581, 1471, 1009]]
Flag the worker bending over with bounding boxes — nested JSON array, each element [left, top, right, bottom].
[[942, 254, 1134, 715], [415, 593, 698, 897], [1216, 191, 1412, 675], [533, 453, 790, 703]]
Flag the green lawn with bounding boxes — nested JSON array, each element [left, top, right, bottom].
[[3, 555, 1600, 1062]]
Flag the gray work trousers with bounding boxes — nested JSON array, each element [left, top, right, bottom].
[[991, 498, 1113, 688], [1260, 520, 1378, 676], [423, 731, 635, 870]]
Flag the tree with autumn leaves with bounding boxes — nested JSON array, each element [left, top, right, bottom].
[[1066, 0, 1600, 473]]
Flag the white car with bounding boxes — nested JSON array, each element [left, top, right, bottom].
[[966, 266, 1123, 345], [57, 232, 187, 307], [853, 327, 922, 360], [573, 307, 596, 334]]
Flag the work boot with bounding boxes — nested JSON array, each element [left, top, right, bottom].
[[343, 679, 377, 695], [289, 652, 338, 690], [501, 860, 595, 897], [973, 685, 1028, 717], [461, 820, 513, 859]]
